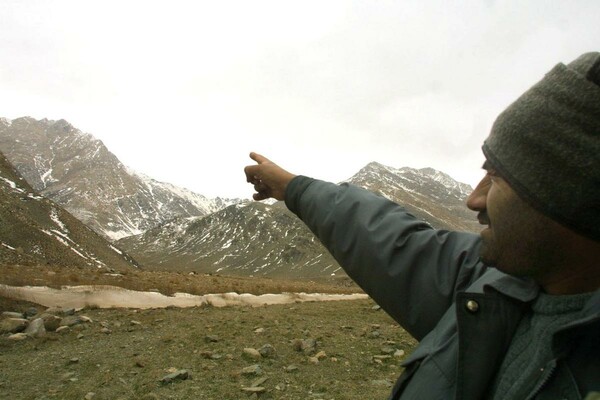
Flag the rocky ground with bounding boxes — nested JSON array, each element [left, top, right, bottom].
[[0, 269, 417, 400]]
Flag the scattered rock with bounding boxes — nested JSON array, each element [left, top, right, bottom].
[[315, 351, 327, 360], [40, 314, 62, 332], [24, 318, 46, 337], [84, 393, 95, 400], [1, 312, 23, 319], [199, 350, 222, 360], [368, 330, 381, 339], [61, 372, 76, 382], [7, 333, 28, 341], [130, 320, 141, 326], [251, 377, 268, 387], [393, 349, 405, 358], [204, 335, 219, 343], [308, 356, 319, 364], [77, 333, 84, 339], [243, 348, 262, 360], [292, 338, 317, 355], [101, 327, 112, 334], [381, 346, 395, 355], [284, 365, 299, 373], [241, 386, 265, 393], [55, 326, 70, 334], [24, 307, 38, 318], [160, 369, 189, 384], [45, 307, 75, 316], [241, 364, 262, 376], [0, 318, 28, 334], [69, 358, 80, 364], [60, 316, 86, 327], [254, 327, 265, 334], [258, 344, 276, 358], [372, 305, 382, 311]]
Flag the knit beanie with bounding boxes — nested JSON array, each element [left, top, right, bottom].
[[482, 52, 600, 241]]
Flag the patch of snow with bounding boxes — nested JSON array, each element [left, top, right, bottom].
[[41, 168, 53, 184], [0, 176, 24, 192], [109, 245, 123, 255], [50, 208, 68, 231], [1, 242, 16, 250], [0, 284, 369, 309]]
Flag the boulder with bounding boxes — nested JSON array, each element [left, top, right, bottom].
[[40, 314, 62, 332], [24, 318, 46, 337], [160, 370, 189, 384], [1, 312, 24, 319], [0, 318, 28, 334]]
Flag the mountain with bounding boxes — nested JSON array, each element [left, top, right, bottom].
[[117, 162, 479, 279], [116, 202, 343, 280], [345, 162, 479, 232], [0, 150, 138, 270], [0, 117, 242, 240]]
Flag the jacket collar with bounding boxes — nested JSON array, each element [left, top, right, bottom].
[[465, 268, 539, 302]]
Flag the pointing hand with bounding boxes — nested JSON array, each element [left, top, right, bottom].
[[244, 152, 297, 201]]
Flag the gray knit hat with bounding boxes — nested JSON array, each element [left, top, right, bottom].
[[482, 52, 600, 241]]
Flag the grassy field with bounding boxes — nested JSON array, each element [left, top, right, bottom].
[[0, 266, 417, 400]]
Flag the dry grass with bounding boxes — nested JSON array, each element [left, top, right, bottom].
[[0, 264, 419, 400]]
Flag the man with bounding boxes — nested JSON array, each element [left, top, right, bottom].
[[244, 52, 600, 399]]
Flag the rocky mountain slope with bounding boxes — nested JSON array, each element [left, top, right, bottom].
[[0, 151, 138, 270], [117, 201, 343, 280], [0, 117, 241, 240], [117, 164, 478, 279]]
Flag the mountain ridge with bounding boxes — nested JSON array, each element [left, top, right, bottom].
[[0, 116, 243, 240]]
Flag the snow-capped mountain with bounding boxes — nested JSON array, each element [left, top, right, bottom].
[[0, 115, 478, 280], [345, 162, 479, 232], [117, 162, 479, 279], [0, 117, 243, 240], [0, 150, 138, 270], [116, 201, 342, 280]]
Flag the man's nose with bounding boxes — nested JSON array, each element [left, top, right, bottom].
[[466, 175, 490, 211]]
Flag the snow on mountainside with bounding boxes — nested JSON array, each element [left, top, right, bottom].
[[130, 170, 242, 216], [0, 150, 138, 270], [0, 117, 244, 240]]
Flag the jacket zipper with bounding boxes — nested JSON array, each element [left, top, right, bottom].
[[525, 361, 557, 400]]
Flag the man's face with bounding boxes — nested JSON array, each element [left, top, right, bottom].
[[466, 162, 567, 281]]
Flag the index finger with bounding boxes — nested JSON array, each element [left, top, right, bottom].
[[249, 152, 271, 165]]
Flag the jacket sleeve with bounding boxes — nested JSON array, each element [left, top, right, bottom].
[[285, 176, 488, 340]]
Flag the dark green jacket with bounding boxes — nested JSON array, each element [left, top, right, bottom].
[[285, 176, 600, 400]]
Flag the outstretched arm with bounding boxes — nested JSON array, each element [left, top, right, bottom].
[[244, 152, 297, 201]]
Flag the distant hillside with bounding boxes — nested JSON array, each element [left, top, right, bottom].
[[0, 151, 138, 270], [0, 117, 243, 240]]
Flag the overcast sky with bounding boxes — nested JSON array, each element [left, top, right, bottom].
[[1, 1, 599, 198]]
